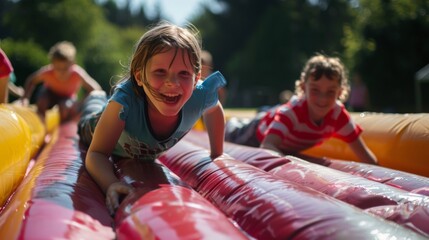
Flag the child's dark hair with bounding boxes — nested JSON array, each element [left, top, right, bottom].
[[116, 21, 202, 98], [295, 54, 350, 102]]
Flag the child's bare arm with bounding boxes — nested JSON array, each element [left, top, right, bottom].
[[260, 134, 285, 155], [0, 77, 8, 103], [22, 68, 45, 103], [8, 82, 24, 97], [86, 101, 132, 214], [203, 101, 225, 159], [76, 66, 102, 93], [348, 137, 378, 165]]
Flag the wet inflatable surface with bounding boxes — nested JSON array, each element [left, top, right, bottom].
[[0, 105, 428, 239]]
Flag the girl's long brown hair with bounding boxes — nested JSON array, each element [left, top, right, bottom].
[[114, 21, 202, 100]]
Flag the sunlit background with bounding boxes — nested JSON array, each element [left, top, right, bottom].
[[99, 0, 225, 25], [1, 0, 428, 112]]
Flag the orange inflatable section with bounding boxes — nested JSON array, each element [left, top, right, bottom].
[[303, 113, 429, 177]]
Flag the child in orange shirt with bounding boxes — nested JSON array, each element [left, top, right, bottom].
[[22, 41, 101, 122]]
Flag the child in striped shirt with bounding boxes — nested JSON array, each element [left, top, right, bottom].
[[225, 54, 378, 165]]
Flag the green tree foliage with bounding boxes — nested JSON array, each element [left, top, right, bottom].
[[5, 0, 102, 50], [347, 0, 429, 112], [0, 39, 48, 86], [195, 0, 353, 107], [194, 0, 429, 111], [1, 0, 147, 94], [1, 0, 428, 112], [98, 0, 152, 27]]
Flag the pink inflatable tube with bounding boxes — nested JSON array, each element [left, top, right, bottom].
[[186, 130, 429, 195], [183, 130, 429, 238], [159, 140, 425, 239], [113, 159, 248, 239], [326, 160, 429, 195]]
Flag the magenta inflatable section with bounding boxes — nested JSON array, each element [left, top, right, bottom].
[[186, 130, 429, 196], [113, 160, 248, 239], [271, 156, 429, 237], [159, 140, 425, 239], [116, 185, 248, 240], [327, 160, 429, 195], [183, 130, 429, 238]]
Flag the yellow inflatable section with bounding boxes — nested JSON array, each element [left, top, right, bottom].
[[303, 113, 429, 177], [0, 104, 59, 207], [0, 105, 31, 207]]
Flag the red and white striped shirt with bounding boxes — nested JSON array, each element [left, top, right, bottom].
[[256, 96, 362, 152]]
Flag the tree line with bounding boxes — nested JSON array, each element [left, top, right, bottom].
[[1, 0, 428, 112]]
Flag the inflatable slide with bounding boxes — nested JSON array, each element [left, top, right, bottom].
[[0, 104, 428, 239]]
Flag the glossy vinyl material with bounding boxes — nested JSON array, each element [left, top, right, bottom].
[[0, 122, 115, 239], [327, 159, 429, 195], [5, 104, 45, 157], [2, 105, 428, 239], [0, 105, 32, 207], [272, 156, 429, 237], [185, 130, 429, 238], [185, 130, 429, 194], [159, 140, 426, 240], [185, 130, 293, 171], [114, 160, 248, 240]]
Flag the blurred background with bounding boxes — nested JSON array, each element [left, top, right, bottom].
[[1, 0, 428, 113]]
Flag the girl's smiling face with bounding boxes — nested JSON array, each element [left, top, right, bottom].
[[302, 75, 342, 124], [134, 48, 200, 117]]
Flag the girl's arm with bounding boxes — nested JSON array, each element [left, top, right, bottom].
[[260, 133, 285, 155], [203, 101, 225, 159], [348, 136, 378, 165], [85, 101, 132, 214]]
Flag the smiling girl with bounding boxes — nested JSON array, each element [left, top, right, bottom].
[[225, 54, 377, 165], [78, 21, 226, 214]]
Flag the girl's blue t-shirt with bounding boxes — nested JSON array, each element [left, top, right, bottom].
[[109, 71, 226, 160]]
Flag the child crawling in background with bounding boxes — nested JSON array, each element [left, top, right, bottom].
[[22, 41, 101, 122], [225, 54, 378, 165], [78, 21, 226, 215]]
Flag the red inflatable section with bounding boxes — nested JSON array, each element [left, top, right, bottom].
[[159, 139, 426, 239], [113, 160, 248, 239], [327, 160, 429, 195], [186, 130, 429, 195], [183, 130, 429, 238]]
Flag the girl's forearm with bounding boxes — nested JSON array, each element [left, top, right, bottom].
[[203, 103, 225, 158], [86, 152, 119, 193], [349, 137, 378, 165]]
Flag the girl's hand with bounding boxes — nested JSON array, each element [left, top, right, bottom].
[[105, 181, 133, 216]]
